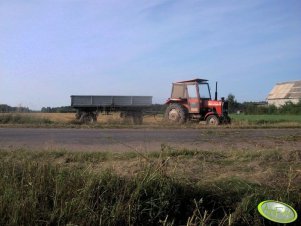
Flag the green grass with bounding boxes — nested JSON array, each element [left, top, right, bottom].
[[230, 114, 301, 124], [0, 147, 300, 225]]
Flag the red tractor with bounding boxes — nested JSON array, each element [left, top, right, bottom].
[[165, 78, 231, 125]]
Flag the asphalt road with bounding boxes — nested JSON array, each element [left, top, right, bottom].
[[0, 128, 300, 152]]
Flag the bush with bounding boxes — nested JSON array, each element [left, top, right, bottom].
[[244, 100, 301, 115]]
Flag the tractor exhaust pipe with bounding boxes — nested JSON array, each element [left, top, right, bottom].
[[214, 82, 218, 101]]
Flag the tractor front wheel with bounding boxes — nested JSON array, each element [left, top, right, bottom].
[[206, 115, 220, 126], [164, 103, 187, 124]]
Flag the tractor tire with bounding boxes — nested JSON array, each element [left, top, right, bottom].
[[164, 103, 187, 124], [206, 115, 220, 126]]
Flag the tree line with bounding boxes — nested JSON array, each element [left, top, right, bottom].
[[227, 94, 301, 115], [0, 104, 30, 113], [41, 106, 76, 113], [1, 97, 300, 115]]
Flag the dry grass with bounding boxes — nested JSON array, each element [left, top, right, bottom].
[[2, 146, 300, 192], [0, 112, 301, 129], [36, 112, 75, 122], [39, 113, 162, 124], [0, 112, 162, 125], [95, 148, 301, 191], [1, 146, 300, 225]]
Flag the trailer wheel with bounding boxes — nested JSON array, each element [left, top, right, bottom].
[[206, 115, 219, 126], [92, 114, 98, 122], [75, 111, 82, 120], [164, 103, 187, 124], [133, 112, 143, 125], [80, 113, 96, 124]]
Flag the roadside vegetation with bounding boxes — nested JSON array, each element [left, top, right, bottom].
[[0, 113, 53, 125], [0, 112, 300, 128], [230, 114, 301, 126], [0, 146, 300, 225], [227, 94, 301, 115]]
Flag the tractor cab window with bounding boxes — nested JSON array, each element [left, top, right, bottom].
[[199, 83, 211, 99], [187, 84, 198, 98], [171, 84, 186, 99]]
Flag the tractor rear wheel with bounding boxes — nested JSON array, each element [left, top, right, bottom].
[[206, 115, 220, 126], [164, 103, 187, 124]]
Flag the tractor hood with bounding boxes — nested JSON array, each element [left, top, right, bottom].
[[207, 100, 222, 107]]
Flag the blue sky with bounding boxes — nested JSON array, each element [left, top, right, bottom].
[[1, 0, 300, 110]]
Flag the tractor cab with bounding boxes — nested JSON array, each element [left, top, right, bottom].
[[165, 78, 230, 125], [171, 79, 211, 113]]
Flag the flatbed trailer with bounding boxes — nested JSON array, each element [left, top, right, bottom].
[[71, 95, 152, 124]]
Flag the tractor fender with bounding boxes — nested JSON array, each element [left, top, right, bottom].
[[165, 99, 189, 111], [204, 112, 217, 120], [165, 99, 172, 105], [165, 98, 183, 105]]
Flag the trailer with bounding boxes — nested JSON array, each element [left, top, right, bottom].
[[71, 95, 152, 124]]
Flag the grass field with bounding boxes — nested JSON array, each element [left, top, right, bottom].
[[231, 114, 301, 124], [0, 112, 300, 128], [0, 146, 300, 225]]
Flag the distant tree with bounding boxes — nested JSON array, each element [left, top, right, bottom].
[[0, 104, 30, 112], [0, 104, 11, 112], [242, 99, 301, 115], [279, 100, 301, 115], [148, 104, 166, 113], [40, 106, 75, 113], [267, 104, 277, 114], [227, 93, 240, 113]]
